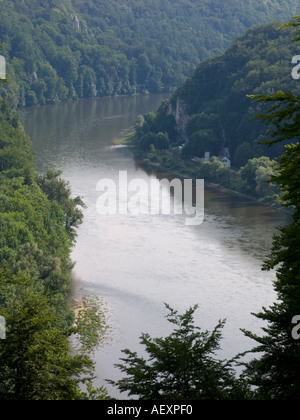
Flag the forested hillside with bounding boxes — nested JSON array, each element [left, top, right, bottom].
[[0, 97, 105, 399], [0, 0, 299, 107], [133, 22, 299, 162], [131, 21, 300, 202]]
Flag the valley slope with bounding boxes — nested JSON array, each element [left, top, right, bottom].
[[0, 0, 299, 106]]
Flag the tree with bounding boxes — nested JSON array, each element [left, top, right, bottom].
[[182, 129, 219, 159], [0, 271, 94, 400], [37, 170, 85, 245], [109, 304, 249, 400], [234, 142, 254, 168], [1, 1, 299, 107], [239, 156, 276, 194], [255, 165, 278, 197], [0, 99, 108, 400], [136, 54, 152, 88], [243, 18, 300, 399]]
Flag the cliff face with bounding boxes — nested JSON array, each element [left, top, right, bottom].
[[73, 15, 80, 30], [157, 22, 297, 164], [167, 98, 190, 143]]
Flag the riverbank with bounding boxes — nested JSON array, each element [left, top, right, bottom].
[[117, 127, 291, 214], [136, 156, 291, 215]]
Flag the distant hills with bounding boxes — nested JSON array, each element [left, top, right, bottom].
[[0, 0, 299, 107], [132, 22, 300, 166]]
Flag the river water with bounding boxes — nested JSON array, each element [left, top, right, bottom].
[[20, 95, 290, 398]]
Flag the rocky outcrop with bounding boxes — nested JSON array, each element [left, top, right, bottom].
[[0, 55, 6, 80], [167, 98, 190, 143], [73, 15, 80, 30]]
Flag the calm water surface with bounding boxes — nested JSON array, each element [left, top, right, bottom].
[[20, 96, 290, 398]]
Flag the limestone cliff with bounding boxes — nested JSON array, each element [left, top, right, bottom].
[[167, 98, 190, 143]]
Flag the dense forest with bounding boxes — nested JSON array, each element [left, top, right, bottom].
[[131, 21, 300, 203], [0, 0, 299, 107], [0, 97, 107, 399]]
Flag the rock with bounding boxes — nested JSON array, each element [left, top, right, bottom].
[[167, 98, 190, 143]]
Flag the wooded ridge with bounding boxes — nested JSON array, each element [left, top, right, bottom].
[[0, 0, 299, 107]]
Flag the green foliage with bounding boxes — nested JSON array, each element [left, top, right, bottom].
[[234, 142, 254, 168], [77, 382, 109, 401], [0, 99, 107, 399], [109, 304, 249, 400], [133, 21, 300, 171], [239, 156, 278, 194], [0, 0, 299, 106], [0, 270, 94, 400], [242, 18, 300, 399], [73, 295, 110, 355], [37, 170, 85, 246]]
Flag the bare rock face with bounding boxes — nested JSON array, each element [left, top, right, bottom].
[[0, 55, 6, 80], [73, 15, 80, 30], [167, 98, 190, 143]]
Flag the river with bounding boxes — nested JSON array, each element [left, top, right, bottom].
[[20, 95, 290, 398]]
